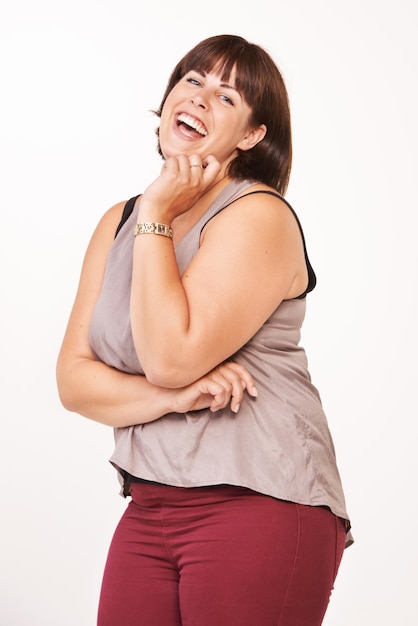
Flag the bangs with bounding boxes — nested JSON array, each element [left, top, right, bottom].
[[179, 38, 264, 109]]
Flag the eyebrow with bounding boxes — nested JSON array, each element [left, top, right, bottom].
[[220, 81, 239, 93], [192, 69, 241, 97]]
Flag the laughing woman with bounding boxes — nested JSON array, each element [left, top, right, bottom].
[[57, 34, 352, 626]]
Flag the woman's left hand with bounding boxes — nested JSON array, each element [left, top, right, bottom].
[[168, 361, 258, 415], [138, 154, 222, 222]]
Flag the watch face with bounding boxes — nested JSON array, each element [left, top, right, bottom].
[[155, 223, 173, 238]]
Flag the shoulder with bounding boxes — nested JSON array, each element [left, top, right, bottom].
[[100, 200, 130, 231], [232, 183, 292, 214], [91, 200, 131, 243], [82, 200, 133, 264], [203, 183, 301, 241]]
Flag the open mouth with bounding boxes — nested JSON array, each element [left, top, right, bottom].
[[176, 113, 208, 137]]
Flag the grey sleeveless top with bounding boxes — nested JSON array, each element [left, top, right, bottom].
[[89, 179, 351, 540]]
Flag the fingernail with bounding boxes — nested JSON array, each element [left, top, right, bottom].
[[233, 403, 240, 413], [252, 386, 258, 397]]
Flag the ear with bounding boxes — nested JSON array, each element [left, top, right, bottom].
[[237, 124, 267, 151]]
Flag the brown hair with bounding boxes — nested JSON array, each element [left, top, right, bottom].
[[155, 34, 292, 195]]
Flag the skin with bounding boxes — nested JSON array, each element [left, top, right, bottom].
[[130, 69, 308, 386], [56, 66, 307, 426]]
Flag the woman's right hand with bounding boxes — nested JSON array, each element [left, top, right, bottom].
[[169, 361, 258, 415], [138, 154, 221, 225]]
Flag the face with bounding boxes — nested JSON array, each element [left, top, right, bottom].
[[158, 67, 266, 172]]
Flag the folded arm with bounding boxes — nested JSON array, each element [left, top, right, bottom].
[[56, 201, 257, 427]]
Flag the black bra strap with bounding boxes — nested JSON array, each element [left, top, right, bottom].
[[114, 191, 317, 298], [201, 189, 317, 298], [114, 195, 141, 239]]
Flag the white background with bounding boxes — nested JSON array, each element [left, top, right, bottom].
[[1, 1, 417, 624]]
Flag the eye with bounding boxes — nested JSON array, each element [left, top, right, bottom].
[[219, 94, 234, 105], [186, 75, 201, 87]]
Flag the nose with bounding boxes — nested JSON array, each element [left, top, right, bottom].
[[190, 92, 208, 110]]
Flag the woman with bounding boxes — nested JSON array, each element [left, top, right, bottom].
[[57, 34, 352, 626]]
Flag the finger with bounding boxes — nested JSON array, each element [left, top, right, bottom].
[[219, 369, 243, 412], [207, 386, 229, 412], [179, 155, 204, 185], [162, 155, 181, 171], [159, 157, 182, 182], [205, 372, 239, 412], [210, 394, 227, 412], [202, 154, 218, 168], [176, 154, 195, 175], [218, 362, 258, 398], [196, 378, 227, 411], [207, 374, 233, 410], [201, 154, 221, 182], [209, 366, 244, 413], [188, 154, 203, 169]]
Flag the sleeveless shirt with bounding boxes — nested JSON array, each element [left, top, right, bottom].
[[89, 179, 352, 543]]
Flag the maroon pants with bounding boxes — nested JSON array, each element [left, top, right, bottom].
[[97, 482, 346, 626]]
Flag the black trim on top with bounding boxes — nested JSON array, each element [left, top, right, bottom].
[[114, 194, 141, 239], [199, 190, 317, 299], [114, 190, 317, 299]]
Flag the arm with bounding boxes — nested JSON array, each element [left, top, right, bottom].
[[56, 201, 257, 428], [130, 159, 309, 387], [56, 200, 158, 427]]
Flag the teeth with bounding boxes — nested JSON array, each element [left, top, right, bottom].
[[177, 113, 208, 136]]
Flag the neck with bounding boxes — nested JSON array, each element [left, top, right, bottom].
[[172, 176, 232, 245], [195, 175, 232, 209]]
